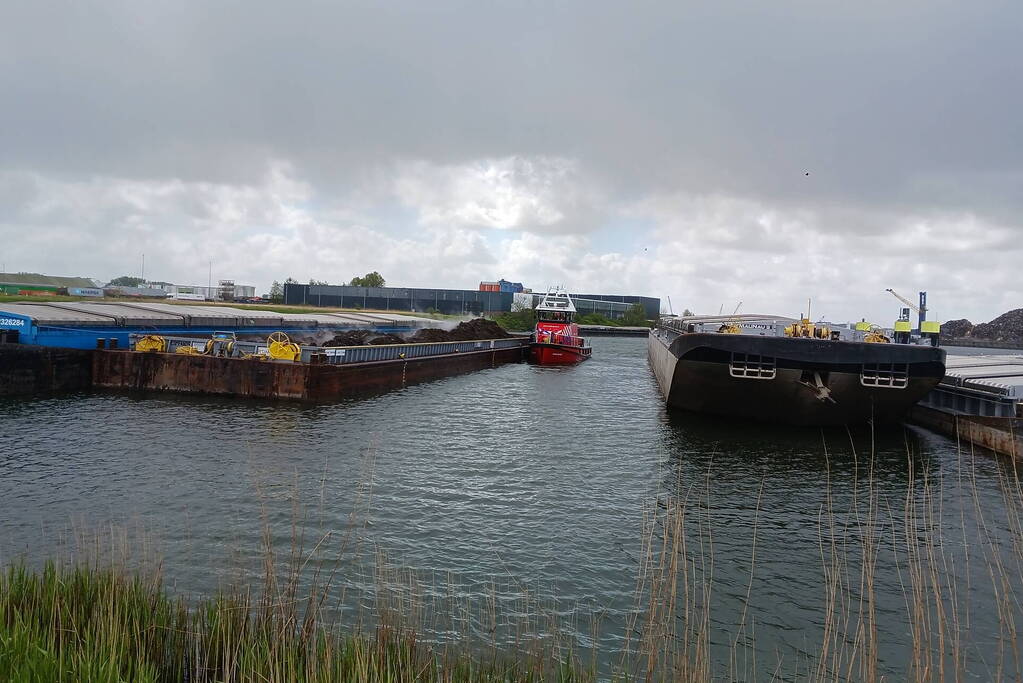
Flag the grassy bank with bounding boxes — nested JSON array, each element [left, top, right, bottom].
[[0, 295, 109, 304], [0, 562, 583, 682]]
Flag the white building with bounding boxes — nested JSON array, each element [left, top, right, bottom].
[[154, 281, 257, 301]]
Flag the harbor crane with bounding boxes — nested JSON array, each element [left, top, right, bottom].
[[885, 288, 941, 346], [885, 288, 927, 331]]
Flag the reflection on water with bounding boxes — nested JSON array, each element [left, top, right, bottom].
[[1, 337, 1020, 679]]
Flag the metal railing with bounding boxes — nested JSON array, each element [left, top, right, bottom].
[[921, 385, 1020, 418], [321, 338, 523, 365], [128, 333, 524, 365]]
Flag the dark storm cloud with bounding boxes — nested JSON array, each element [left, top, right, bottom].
[[2, 0, 1020, 217]]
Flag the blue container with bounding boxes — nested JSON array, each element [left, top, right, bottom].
[[498, 280, 524, 293]]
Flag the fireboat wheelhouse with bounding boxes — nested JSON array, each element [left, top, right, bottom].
[[529, 288, 593, 365]]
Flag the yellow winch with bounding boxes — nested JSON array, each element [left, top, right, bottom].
[[267, 332, 301, 362], [784, 318, 832, 339], [135, 335, 167, 353]]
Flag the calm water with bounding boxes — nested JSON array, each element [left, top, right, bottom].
[[2, 337, 1021, 679]]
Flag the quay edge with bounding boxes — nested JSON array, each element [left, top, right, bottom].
[[908, 352, 1023, 459], [578, 325, 649, 337], [910, 404, 1021, 460]]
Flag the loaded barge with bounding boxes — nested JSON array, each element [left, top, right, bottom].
[[648, 314, 946, 426], [1, 325, 527, 400], [96, 333, 527, 401], [910, 353, 1022, 458]]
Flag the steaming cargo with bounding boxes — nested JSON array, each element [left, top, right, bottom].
[[529, 288, 592, 365], [648, 314, 946, 425]]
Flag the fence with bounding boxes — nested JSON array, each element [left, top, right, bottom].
[[321, 338, 523, 364]]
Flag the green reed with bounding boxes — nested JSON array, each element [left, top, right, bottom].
[[0, 560, 589, 682]]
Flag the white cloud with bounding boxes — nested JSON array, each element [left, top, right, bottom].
[[627, 192, 1023, 323], [0, 164, 499, 294], [2, 160, 1021, 325], [393, 156, 595, 233]]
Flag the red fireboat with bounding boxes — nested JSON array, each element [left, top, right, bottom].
[[529, 288, 592, 365]]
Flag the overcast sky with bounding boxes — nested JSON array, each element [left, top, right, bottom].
[[1, 1, 1020, 322]]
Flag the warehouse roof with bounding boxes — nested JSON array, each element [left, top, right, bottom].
[[0, 303, 117, 325], [0, 301, 441, 329]]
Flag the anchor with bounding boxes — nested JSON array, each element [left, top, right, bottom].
[[799, 371, 836, 403]]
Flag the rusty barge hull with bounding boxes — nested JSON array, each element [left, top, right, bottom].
[[910, 404, 1021, 459], [92, 343, 526, 400]]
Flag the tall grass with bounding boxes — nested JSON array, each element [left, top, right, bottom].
[[2, 439, 1022, 681], [618, 435, 1023, 681], [0, 558, 591, 682]]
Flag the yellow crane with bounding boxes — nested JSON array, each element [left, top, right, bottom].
[[885, 288, 922, 317], [885, 288, 940, 344]]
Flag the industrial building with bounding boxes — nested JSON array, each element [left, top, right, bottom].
[[285, 284, 515, 315], [0, 272, 256, 301], [0, 273, 100, 296], [102, 285, 172, 298], [153, 280, 257, 301], [0, 301, 439, 349], [284, 283, 660, 320], [526, 292, 661, 319]]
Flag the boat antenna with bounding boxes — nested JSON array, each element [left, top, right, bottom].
[[806, 297, 811, 321]]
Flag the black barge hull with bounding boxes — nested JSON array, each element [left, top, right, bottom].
[[648, 330, 946, 426]]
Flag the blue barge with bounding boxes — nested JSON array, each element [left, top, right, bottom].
[[0, 301, 438, 349]]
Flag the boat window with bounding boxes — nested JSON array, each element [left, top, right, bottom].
[[729, 353, 776, 380], [860, 363, 909, 389]]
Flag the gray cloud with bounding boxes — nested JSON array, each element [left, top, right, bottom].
[[1, 1, 1021, 320], [3, 1, 1019, 208]]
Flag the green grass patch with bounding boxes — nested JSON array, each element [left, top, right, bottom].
[[0, 563, 587, 682], [0, 295, 110, 304]]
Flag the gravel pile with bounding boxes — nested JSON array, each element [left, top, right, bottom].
[[322, 330, 374, 347], [940, 318, 974, 340], [368, 333, 406, 345], [407, 328, 451, 343], [408, 319, 513, 343], [970, 308, 1023, 343], [321, 318, 512, 347]]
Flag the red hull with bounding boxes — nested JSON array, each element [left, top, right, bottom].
[[529, 342, 592, 365]]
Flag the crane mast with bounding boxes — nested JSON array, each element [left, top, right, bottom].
[[885, 288, 928, 332]]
